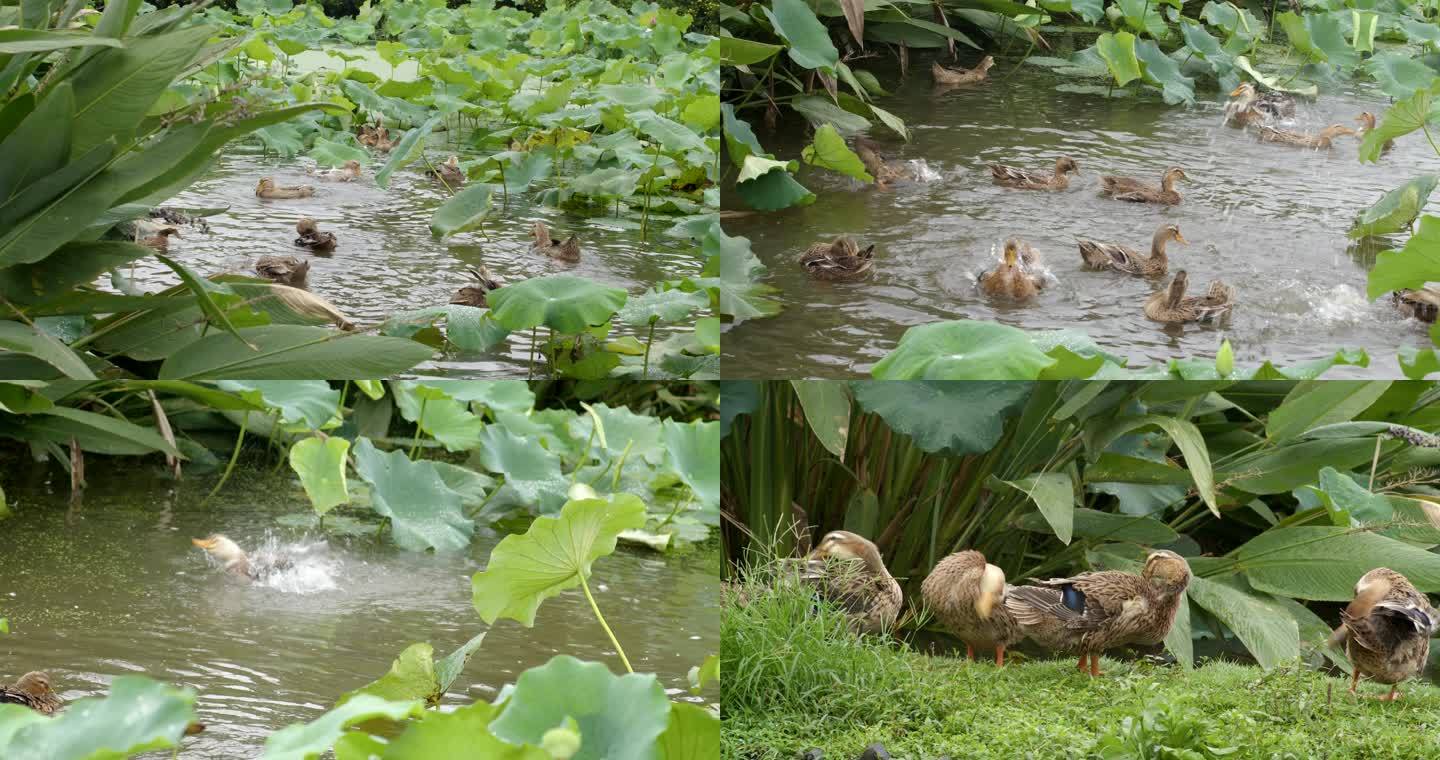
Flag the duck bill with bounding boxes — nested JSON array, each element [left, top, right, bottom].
[[1174, 233, 1189, 245], [1228, 84, 1247, 97], [191, 537, 218, 550]]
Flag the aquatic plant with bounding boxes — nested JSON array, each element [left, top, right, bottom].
[[723, 380, 1440, 672]]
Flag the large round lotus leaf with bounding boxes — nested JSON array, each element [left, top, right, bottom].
[[490, 656, 671, 760], [3, 676, 195, 760], [658, 702, 721, 760], [263, 695, 424, 760], [486, 275, 627, 334], [850, 381, 1032, 455], [871, 320, 1056, 379], [381, 701, 547, 759]]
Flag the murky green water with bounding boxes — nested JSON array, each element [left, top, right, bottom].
[[127, 137, 704, 377], [722, 62, 1429, 377], [0, 464, 718, 757]]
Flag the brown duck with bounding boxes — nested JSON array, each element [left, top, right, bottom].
[[451, 264, 503, 307], [0, 672, 62, 715], [920, 550, 1020, 665], [1329, 568, 1437, 701], [932, 55, 994, 86], [308, 160, 362, 182], [1225, 82, 1296, 127], [1079, 223, 1187, 277], [1394, 285, 1440, 323], [255, 256, 310, 288], [1005, 550, 1191, 677], [255, 177, 315, 199], [428, 155, 465, 187], [1100, 167, 1188, 205], [294, 218, 337, 253], [854, 137, 910, 188], [1356, 112, 1394, 154], [1258, 124, 1355, 149], [1144, 270, 1235, 324], [136, 225, 180, 251], [979, 238, 1044, 301], [989, 156, 1080, 191], [802, 530, 902, 635], [799, 237, 875, 282], [531, 221, 581, 263]]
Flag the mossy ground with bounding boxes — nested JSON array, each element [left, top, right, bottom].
[[722, 580, 1440, 759]]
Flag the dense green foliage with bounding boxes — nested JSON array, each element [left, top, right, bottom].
[[723, 380, 1440, 672]]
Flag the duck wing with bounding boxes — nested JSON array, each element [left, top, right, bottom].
[[1077, 240, 1140, 271], [989, 164, 1046, 185]]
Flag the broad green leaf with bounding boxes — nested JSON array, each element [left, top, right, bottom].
[[788, 95, 870, 133], [762, 0, 839, 72], [0, 320, 94, 379], [490, 655, 671, 760], [381, 700, 546, 759], [1186, 575, 1299, 669], [1314, 466, 1393, 525], [70, 25, 213, 158], [618, 288, 707, 326], [3, 677, 195, 760], [472, 496, 646, 626], [1234, 56, 1318, 96], [216, 380, 341, 429], [472, 424, 567, 513], [159, 326, 434, 380], [308, 137, 368, 167], [1350, 11, 1378, 54], [430, 183, 495, 239], [18, 406, 180, 456], [289, 436, 350, 515], [1220, 438, 1379, 494], [263, 696, 424, 760], [733, 161, 814, 211], [337, 643, 439, 707], [375, 115, 440, 189], [1135, 39, 1194, 104], [850, 380, 1032, 454], [1367, 214, 1440, 299], [486, 275, 627, 334], [392, 382, 483, 452], [1359, 83, 1436, 163], [351, 438, 474, 552], [871, 320, 1056, 380], [662, 420, 720, 510], [0, 29, 124, 54], [790, 380, 850, 458], [433, 631, 487, 698], [1086, 414, 1217, 516], [1368, 52, 1438, 100], [633, 110, 707, 153], [800, 124, 872, 182], [720, 37, 784, 66], [658, 703, 720, 760], [1096, 32, 1141, 86], [1233, 526, 1440, 600], [1001, 472, 1075, 544], [1349, 175, 1438, 240], [1016, 507, 1177, 544], [1266, 381, 1392, 440]]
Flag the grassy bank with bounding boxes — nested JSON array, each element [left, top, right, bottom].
[[722, 581, 1440, 760]]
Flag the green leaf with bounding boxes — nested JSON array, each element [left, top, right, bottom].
[[1086, 415, 1218, 517], [472, 423, 567, 513], [733, 161, 815, 211], [1233, 56, 1317, 96], [720, 103, 766, 167], [1348, 175, 1438, 240], [375, 116, 440, 189], [289, 436, 350, 516], [871, 320, 1057, 380], [850, 381, 1032, 455], [721, 36, 784, 66], [338, 643, 439, 707], [308, 137, 368, 167], [472, 496, 646, 626], [1314, 466, 1393, 525], [430, 183, 495, 239], [433, 631, 488, 698], [351, 438, 475, 552], [158, 326, 434, 379], [1233, 526, 1440, 600], [788, 95, 870, 133], [1135, 39, 1194, 104], [392, 382, 483, 452], [762, 0, 839, 72], [633, 110, 707, 153], [790, 380, 850, 458], [216, 380, 340, 429], [2, 677, 195, 760], [490, 655, 671, 760], [0, 320, 94, 379], [1096, 32, 1142, 86], [18, 406, 181, 457], [1016, 507, 1178, 543], [486, 275, 627, 334], [1220, 438, 1378, 494], [1001, 472, 1075, 544], [381, 700, 547, 759], [1359, 83, 1437, 163], [1368, 214, 1440, 299], [800, 124, 872, 182], [618, 288, 707, 326], [262, 695, 424, 760], [1186, 575, 1299, 670], [0, 29, 124, 54], [658, 703, 720, 760], [663, 420, 720, 510], [1265, 381, 1392, 441], [1367, 52, 1438, 100]]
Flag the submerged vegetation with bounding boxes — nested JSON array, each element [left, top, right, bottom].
[[0, 0, 721, 380]]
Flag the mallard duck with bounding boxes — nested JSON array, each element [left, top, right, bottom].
[[1394, 285, 1440, 323], [428, 155, 465, 187], [254, 256, 310, 288], [1328, 568, 1437, 701], [374, 132, 395, 153], [294, 218, 337, 253], [853, 137, 910, 188], [1004, 550, 1191, 677], [932, 55, 994, 86], [135, 225, 180, 251], [988, 156, 1079, 191], [920, 550, 1020, 665], [192, 534, 293, 582], [1079, 223, 1186, 277], [979, 238, 1044, 300], [531, 221, 581, 263], [0, 672, 62, 715], [307, 160, 362, 182], [357, 120, 387, 147], [799, 237, 875, 282], [1356, 112, 1395, 154], [255, 177, 315, 199], [1225, 82, 1296, 127], [802, 530, 902, 634], [1100, 167, 1188, 205], [451, 264, 503, 307], [1144, 270, 1235, 324], [1258, 124, 1355, 149]]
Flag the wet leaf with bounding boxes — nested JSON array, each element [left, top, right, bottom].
[[430, 183, 495, 239], [375, 115, 440, 188], [289, 436, 350, 516], [871, 320, 1057, 380], [618, 288, 708, 326], [263, 695, 424, 760], [800, 124, 872, 182], [1359, 82, 1438, 163], [733, 162, 815, 211], [490, 656, 671, 760], [1348, 174, 1437, 240], [1233, 56, 1318, 96], [472, 495, 646, 626], [308, 137, 368, 167], [352, 437, 474, 552], [392, 381, 484, 452], [487, 275, 627, 334], [1135, 39, 1194, 104], [1096, 32, 1141, 86], [338, 643, 440, 707], [472, 423, 567, 513], [2, 676, 196, 760]]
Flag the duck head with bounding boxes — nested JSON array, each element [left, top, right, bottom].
[[1142, 549, 1191, 590], [192, 534, 247, 567]]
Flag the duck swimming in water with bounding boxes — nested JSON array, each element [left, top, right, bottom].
[[192, 534, 293, 582], [0, 672, 62, 715]]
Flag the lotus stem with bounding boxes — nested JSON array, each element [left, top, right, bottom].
[[580, 573, 633, 673], [528, 326, 537, 380], [203, 411, 248, 507], [408, 394, 429, 460], [641, 320, 656, 380]]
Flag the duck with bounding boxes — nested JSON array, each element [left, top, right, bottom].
[[1394, 285, 1440, 323], [450, 264, 504, 307], [1329, 568, 1437, 701], [357, 120, 386, 147], [1078, 223, 1186, 277], [1258, 124, 1355, 149], [307, 160, 362, 182], [294, 218, 337, 253], [255, 256, 310, 288], [428, 155, 466, 187], [802, 530, 902, 634], [1100, 167, 1188, 205], [255, 177, 315, 199], [853, 137, 910, 188], [0, 672, 62, 715], [920, 550, 1021, 665], [1004, 550, 1191, 677], [192, 534, 293, 582], [1225, 82, 1296, 127], [979, 238, 1044, 300], [1355, 112, 1395, 154], [799, 237, 875, 282], [932, 55, 995, 86], [988, 156, 1080, 191], [1144, 270, 1235, 324], [135, 224, 180, 251], [531, 221, 581, 263]]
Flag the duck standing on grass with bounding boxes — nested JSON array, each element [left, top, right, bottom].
[[192, 534, 294, 583], [1329, 567, 1437, 701], [1004, 550, 1191, 677], [0, 672, 62, 715], [801, 530, 902, 635], [921, 550, 1021, 665]]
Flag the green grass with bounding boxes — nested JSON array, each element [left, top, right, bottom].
[[723, 577, 1440, 760]]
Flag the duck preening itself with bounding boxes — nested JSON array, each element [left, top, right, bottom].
[[979, 238, 1044, 301], [799, 237, 875, 282], [1329, 567, 1438, 701], [192, 534, 293, 582], [1143, 270, 1235, 324], [801, 530, 902, 635], [294, 218, 337, 253], [0, 672, 62, 715], [921, 550, 1020, 665], [451, 264, 504, 307], [530, 221, 581, 263], [255, 255, 310, 288]]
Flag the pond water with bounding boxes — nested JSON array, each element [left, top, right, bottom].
[[721, 61, 1433, 378], [0, 465, 719, 757], [130, 138, 704, 377]]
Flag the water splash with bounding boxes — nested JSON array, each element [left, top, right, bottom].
[[908, 159, 942, 182], [1305, 284, 1373, 325], [200, 533, 341, 594]]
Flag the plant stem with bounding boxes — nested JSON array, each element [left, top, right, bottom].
[[408, 395, 429, 460], [527, 326, 537, 380], [580, 573, 633, 673], [203, 412, 248, 507], [642, 320, 656, 380]]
